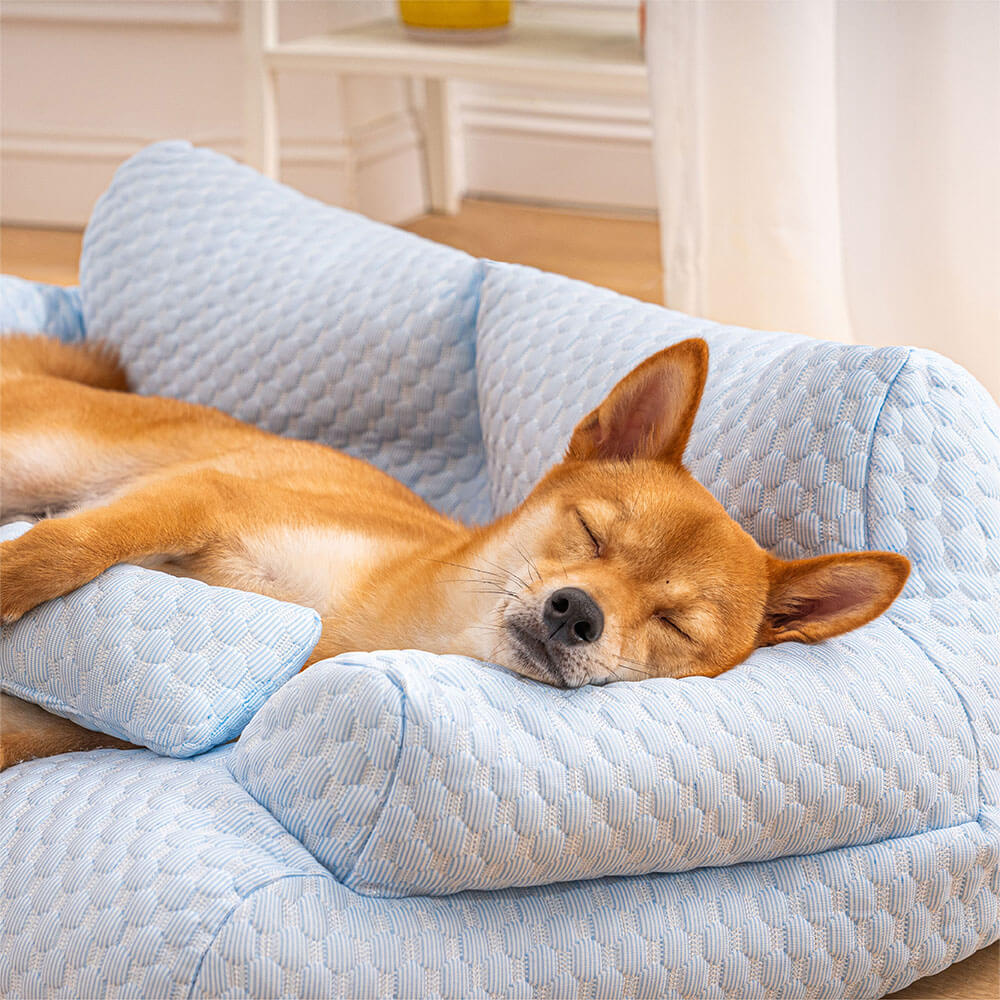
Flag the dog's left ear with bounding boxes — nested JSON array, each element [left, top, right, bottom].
[[758, 551, 910, 646], [566, 338, 709, 465]]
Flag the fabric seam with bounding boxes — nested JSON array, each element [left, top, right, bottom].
[[885, 618, 982, 826], [186, 871, 322, 1000], [861, 347, 912, 553], [890, 612, 985, 824], [182, 609, 321, 755], [343, 668, 410, 888], [865, 350, 985, 821]]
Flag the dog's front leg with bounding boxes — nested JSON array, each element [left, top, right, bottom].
[[0, 470, 243, 624]]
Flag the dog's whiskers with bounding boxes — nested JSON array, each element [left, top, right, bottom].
[[478, 555, 529, 591], [614, 655, 655, 680], [436, 573, 518, 600], [427, 556, 533, 602], [512, 541, 541, 584], [424, 557, 507, 583], [439, 576, 517, 593], [467, 588, 519, 600]]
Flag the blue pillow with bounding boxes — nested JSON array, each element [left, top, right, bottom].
[[0, 521, 321, 756], [81, 141, 491, 525], [229, 641, 977, 897]]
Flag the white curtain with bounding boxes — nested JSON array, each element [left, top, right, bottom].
[[646, 0, 1000, 400]]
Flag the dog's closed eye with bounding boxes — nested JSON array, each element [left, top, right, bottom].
[[576, 510, 602, 557], [656, 614, 693, 641]]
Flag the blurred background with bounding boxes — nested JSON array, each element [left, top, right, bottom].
[[1, 0, 997, 400]]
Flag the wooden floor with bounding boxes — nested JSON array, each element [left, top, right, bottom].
[[1, 204, 997, 999], [404, 199, 663, 304], [1, 198, 663, 302], [1, 225, 84, 287]]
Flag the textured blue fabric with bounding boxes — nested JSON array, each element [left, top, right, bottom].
[[3, 749, 998, 999], [0, 521, 321, 756], [80, 141, 491, 525], [0, 274, 84, 340], [2, 140, 999, 997], [866, 351, 1000, 814], [229, 644, 978, 897]]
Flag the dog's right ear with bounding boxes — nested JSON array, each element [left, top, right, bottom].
[[566, 338, 709, 465], [758, 551, 910, 646]]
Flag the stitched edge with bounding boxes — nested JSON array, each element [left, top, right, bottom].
[[186, 871, 322, 1000], [866, 350, 986, 822], [861, 347, 912, 554], [342, 661, 410, 893]]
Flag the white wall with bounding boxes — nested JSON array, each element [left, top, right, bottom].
[[0, 0, 655, 228]]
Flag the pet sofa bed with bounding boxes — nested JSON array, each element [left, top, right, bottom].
[[2, 142, 998, 999]]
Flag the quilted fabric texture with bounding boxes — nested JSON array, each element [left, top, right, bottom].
[[229, 644, 977, 897], [3, 749, 998, 999], [0, 521, 321, 756], [0, 274, 84, 340], [866, 351, 1000, 814], [1, 749, 327, 1000], [80, 141, 491, 525]]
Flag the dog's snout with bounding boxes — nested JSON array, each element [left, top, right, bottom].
[[543, 587, 604, 644]]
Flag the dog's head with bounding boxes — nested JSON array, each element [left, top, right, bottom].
[[484, 338, 910, 687]]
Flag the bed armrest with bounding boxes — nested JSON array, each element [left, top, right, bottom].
[[228, 632, 978, 897]]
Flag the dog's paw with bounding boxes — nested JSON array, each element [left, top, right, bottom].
[[0, 536, 49, 624], [0, 523, 107, 625]]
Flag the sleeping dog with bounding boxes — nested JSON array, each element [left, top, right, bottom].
[[0, 334, 909, 763]]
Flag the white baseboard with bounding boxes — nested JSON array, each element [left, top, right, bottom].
[[1, 110, 427, 228], [1, 1, 238, 26], [459, 88, 656, 213], [2, 102, 655, 228]]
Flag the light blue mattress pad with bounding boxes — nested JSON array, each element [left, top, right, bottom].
[[1, 141, 998, 998]]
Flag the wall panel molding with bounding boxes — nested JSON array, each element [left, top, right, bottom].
[[1, 2, 238, 27]]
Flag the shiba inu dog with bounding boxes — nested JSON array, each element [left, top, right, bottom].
[[0, 334, 909, 764]]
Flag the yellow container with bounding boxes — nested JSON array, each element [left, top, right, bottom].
[[399, 1, 511, 38]]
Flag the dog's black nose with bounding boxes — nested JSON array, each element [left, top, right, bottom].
[[543, 587, 604, 644]]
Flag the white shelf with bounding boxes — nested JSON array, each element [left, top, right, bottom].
[[243, 2, 648, 213], [266, 8, 647, 98]]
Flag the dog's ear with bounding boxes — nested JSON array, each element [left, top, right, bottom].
[[758, 551, 910, 646], [566, 338, 709, 465]]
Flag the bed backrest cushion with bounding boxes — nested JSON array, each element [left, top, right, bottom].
[[228, 640, 978, 897], [80, 142, 491, 525]]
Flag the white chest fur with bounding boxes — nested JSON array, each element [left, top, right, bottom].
[[215, 525, 385, 616]]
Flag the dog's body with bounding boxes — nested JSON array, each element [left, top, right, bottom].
[[1, 334, 909, 766]]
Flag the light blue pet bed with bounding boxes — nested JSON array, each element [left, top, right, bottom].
[[2, 142, 998, 999]]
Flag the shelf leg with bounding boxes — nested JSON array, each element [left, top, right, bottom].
[[339, 78, 360, 211], [423, 78, 464, 215], [242, 0, 280, 179]]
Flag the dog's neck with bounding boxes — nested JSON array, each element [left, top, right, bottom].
[[308, 508, 531, 667]]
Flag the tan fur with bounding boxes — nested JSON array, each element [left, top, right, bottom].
[[0, 335, 910, 767], [0, 693, 134, 769], [1, 334, 128, 391]]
